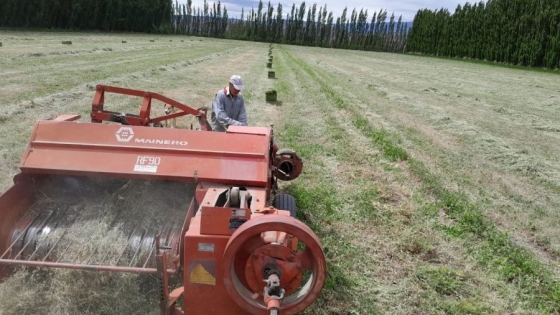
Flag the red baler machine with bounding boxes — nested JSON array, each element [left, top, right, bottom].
[[0, 85, 326, 315]]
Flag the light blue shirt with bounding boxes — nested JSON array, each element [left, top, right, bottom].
[[210, 87, 248, 132]]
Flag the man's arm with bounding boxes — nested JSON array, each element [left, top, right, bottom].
[[212, 94, 243, 128], [236, 100, 248, 126]]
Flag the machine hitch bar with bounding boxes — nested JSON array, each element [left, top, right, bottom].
[[90, 85, 212, 130]]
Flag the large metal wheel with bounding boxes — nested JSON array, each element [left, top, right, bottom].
[[222, 214, 326, 315]]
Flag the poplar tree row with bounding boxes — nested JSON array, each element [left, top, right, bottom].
[[173, 1, 409, 52], [172, 0, 229, 38], [407, 0, 560, 69], [0, 0, 408, 53], [0, 0, 172, 32]]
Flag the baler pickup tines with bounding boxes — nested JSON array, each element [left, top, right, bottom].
[[0, 176, 193, 275]]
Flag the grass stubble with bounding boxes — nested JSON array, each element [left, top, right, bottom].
[[274, 45, 560, 314], [1, 31, 559, 315]]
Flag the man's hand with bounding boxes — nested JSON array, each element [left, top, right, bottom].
[[196, 106, 209, 117]]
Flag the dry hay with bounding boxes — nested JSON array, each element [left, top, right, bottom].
[[0, 267, 155, 315], [0, 175, 196, 315]]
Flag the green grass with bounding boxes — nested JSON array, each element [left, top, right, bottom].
[[282, 46, 560, 314], [2, 32, 560, 315], [406, 52, 560, 75], [416, 265, 469, 296], [352, 118, 409, 162], [271, 50, 384, 315]]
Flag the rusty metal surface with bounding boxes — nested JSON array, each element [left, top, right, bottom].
[[273, 149, 303, 181], [19, 121, 271, 187], [90, 85, 210, 130], [0, 259, 171, 274], [222, 214, 327, 315], [0, 84, 325, 314], [0, 176, 36, 277], [244, 244, 302, 297], [183, 214, 249, 314]]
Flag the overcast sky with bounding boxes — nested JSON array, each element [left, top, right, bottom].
[[179, 0, 472, 22]]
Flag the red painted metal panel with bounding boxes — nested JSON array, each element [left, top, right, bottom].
[[0, 177, 36, 265], [183, 214, 248, 315], [19, 121, 271, 187], [227, 126, 270, 135]]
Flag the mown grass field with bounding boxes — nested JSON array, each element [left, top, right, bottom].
[[1, 30, 560, 315]]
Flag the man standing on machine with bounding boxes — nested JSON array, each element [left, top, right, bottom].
[[210, 75, 248, 132]]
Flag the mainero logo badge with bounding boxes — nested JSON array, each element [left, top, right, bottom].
[[114, 127, 188, 146], [115, 127, 134, 142]]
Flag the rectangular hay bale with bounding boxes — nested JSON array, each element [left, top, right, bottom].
[[266, 90, 277, 102]]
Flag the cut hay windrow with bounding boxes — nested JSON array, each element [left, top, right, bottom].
[[0, 176, 196, 314]]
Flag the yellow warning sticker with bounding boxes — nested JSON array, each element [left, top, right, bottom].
[[190, 263, 216, 285]]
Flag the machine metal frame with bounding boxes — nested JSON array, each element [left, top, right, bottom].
[[0, 85, 325, 315]]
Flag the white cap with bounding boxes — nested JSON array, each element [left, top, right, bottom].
[[229, 75, 245, 91]]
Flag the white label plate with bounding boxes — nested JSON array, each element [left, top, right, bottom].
[[198, 243, 215, 252], [133, 164, 158, 173]]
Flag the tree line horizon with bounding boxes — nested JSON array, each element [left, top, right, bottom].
[[1, 0, 558, 69]]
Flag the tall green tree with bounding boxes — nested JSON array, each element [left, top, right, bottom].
[[275, 3, 283, 42], [407, 0, 560, 68]]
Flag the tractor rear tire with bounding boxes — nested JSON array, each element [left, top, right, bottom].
[[273, 193, 297, 218]]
